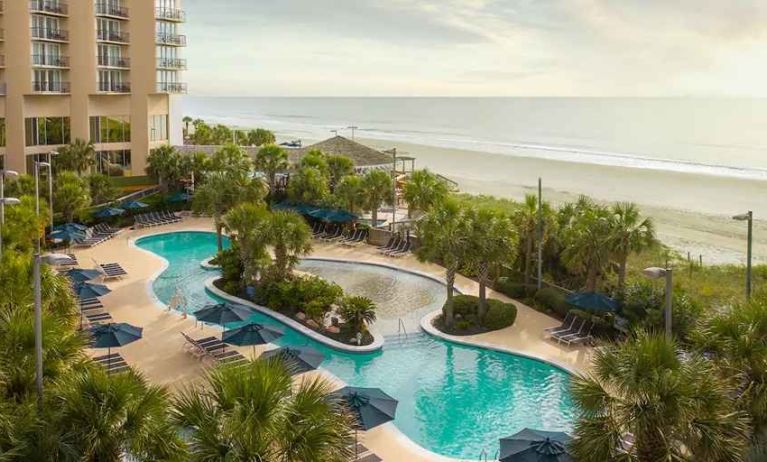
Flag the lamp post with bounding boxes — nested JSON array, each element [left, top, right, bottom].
[[537, 177, 543, 290], [33, 160, 51, 408], [643, 267, 673, 340], [1, 169, 20, 260], [47, 151, 58, 230], [347, 126, 358, 141], [732, 211, 753, 300]]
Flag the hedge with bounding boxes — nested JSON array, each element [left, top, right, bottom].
[[533, 287, 571, 318], [494, 276, 535, 299], [447, 294, 517, 331]]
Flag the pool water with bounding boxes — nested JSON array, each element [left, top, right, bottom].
[[137, 231, 575, 460]]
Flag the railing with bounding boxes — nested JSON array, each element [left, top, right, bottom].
[[98, 55, 130, 68], [156, 82, 187, 94], [155, 7, 185, 22], [156, 57, 187, 70], [95, 2, 128, 19], [31, 27, 68, 41], [32, 81, 70, 93], [156, 32, 186, 46], [98, 81, 130, 93], [0, 83, 6, 95], [97, 29, 129, 43], [29, 0, 67, 15], [32, 54, 69, 67]]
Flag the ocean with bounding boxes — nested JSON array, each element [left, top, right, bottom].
[[181, 97, 767, 263]]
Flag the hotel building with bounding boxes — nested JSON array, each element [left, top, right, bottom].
[[0, 0, 186, 176]]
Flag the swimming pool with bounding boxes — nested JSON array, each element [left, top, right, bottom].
[[136, 231, 575, 460]]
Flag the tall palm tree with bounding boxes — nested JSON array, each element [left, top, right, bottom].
[[54, 172, 92, 223], [326, 155, 354, 192], [46, 368, 185, 461], [55, 139, 96, 175], [182, 116, 192, 139], [182, 151, 210, 187], [609, 202, 656, 296], [210, 143, 253, 180], [146, 145, 185, 191], [360, 170, 392, 227], [255, 144, 289, 195], [223, 202, 272, 284], [334, 175, 363, 213], [512, 194, 553, 287], [287, 167, 329, 205], [465, 208, 518, 320], [339, 296, 377, 334], [267, 210, 312, 280], [416, 199, 471, 327], [561, 203, 614, 291], [402, 169, 449, 218], [173, 359, 355, 461], [571, 332, 750, 462]]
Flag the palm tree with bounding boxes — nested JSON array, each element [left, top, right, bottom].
[[255, 144, 289, 195], [210, 143, 252, 180], [339, 296, 377, 334], [54, 172, 92, 223], [326, 155, 354, 192], [182, 151, 210, 187], [360, 170, 392, 227], [55, 139, 96, 175], [47, 368, 185, 461], [287, 167, 329, 205], [465, 208, 518, 320], [182, 115, 192, 139], [402, 169, 449, 218], [609, 202, 656, 296], [0, 196, 47, 253], [223, 202, 272, 284], [299, 149, 330, 177], [512, 194, 553, 287], [561, 203, 614, 291], [571, 332, 751, 462], [416, 199, 471, 328], [248, 128, 276, 147], [173, 359, 355, 461], [334, 175, 364, 213], [87, 173, 118, 205], [146, 145, 185, 191], [267, 210, 313, 280]]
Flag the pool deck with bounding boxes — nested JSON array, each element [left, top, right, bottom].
[[72, 217, 592, 462]]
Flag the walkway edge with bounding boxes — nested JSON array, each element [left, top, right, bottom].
[[205, 278, 385, 353]]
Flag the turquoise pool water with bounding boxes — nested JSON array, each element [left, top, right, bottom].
[[137, 231, 575, 460]]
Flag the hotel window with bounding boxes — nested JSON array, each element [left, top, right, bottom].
[[0, 119, 5, 147], [25, 117, 71, 146], [156, 0, 177, 9], [97, 18, 122, 40], [90, 116, 131, 143], [32, 42, 62, 65], [31, 15, 61, 35], [150, 114, 169, 141], [98, 44, 124, 66], [95, 149, 132, 177]]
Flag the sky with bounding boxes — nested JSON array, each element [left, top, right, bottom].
[[183, 0, 767, 97]]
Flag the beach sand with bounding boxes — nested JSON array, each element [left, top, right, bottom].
[[358, 138, 767, 265]]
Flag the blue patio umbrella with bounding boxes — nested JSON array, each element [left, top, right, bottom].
[[64, 268, 102, 283], [330, 386, 398, 459], [499, 428, 573, 462], [565, 292, 618, 313], [121, 200, 149, 210], [94, 207, 125, 218], [90, 323, 143, 373], [48, 228, 86, 242], [324, 209, 358, 223], [72, 281, 111, 299], [261, 346, 324, 375], [194, 302, 255, 326], [54, 223, 88, 232], [167, 191, 192, 203], [222, 322, 284, 356]]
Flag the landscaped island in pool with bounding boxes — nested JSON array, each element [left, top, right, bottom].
[[136, 231, 575, 459]]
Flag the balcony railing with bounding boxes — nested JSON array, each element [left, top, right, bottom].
[[97, 29, 129, 43], [155, 7, 185, 22], [29, 0, 67, 15], [98, 55, 130, 68], [32, 54, 69, 67], [95, 2, 128, 19], [156, 57, 186, 70], [98, 81, 131, 93], [32, 81, 70, 93], [156, 32, 186, 46], [31, 27, 68, 41], [0, 83, 6, 95], [156, 82, 187, 94]]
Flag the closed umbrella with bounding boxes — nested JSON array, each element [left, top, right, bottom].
[[64, 268, 102, 283], [72, 281, 111, 299], [121, 200, 149, 210], [222, 322, 284, 356], [499, 428, 573, 462], [261, 346, 324, 374], [94, 207, 125, 218], [330, 386, 398, 459], [90, 323, 143, 374], [565, 292, 618, 313], [194, 302, 255, 326]]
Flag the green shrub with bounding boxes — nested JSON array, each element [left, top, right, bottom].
[[494, 277, 529, 299], [455, 320, 472, 330], [483, 300, 517, 330], [534, 287, 570, 317], [452, 294, 478, 317], [254, 275, 343, 319], [216, 247, 243, 291]]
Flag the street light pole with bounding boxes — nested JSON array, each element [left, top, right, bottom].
[[537, 177, 543, 290], [733, 211, 753, 300], [643, 267, 673, 340], [33, 161, 51, 407]]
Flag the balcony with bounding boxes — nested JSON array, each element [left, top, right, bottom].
[[29, 0, 67, 16], [32, 81, 70, 93], [95, 2, 128, 19], [156, 82, 187, 94], [98, 55, 130, 68], [0, 55, 4, 68], [98, 81, 131, 93], [155, 7, 185, 22], [156, 57, 186, 70], [0, 84, 6, 95], [156, 32, 186, 46], [31, 27, 68, 42], [97, 29, 129, 43], [32, 54, 69, 67]]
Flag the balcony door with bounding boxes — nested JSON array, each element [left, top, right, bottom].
[[33, 69, 62, 90], [99, 70, 124, 91]]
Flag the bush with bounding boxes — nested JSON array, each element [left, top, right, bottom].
[[216, 247, 243, 293], [254, 275, 343, 320], [441, 294, 517, 333], [494, 277, 530, 299], [452, 295, 478, 318], [534, 287, 570, 317], [483, 299, 517, 330]]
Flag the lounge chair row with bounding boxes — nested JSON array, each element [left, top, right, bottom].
[[93, 352, 130, 374], [545, 312, 593, 346], [350, 443, 382, 462], [181, 332, 249, 367], [377, 236, 411, 257], [74, 224, 121, 248], [99, 262, 128, 279], [134, 211, 181, 228], [339, 229, 368, 246]]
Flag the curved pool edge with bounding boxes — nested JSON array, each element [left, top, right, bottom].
[[205, 278, 386, 354]]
